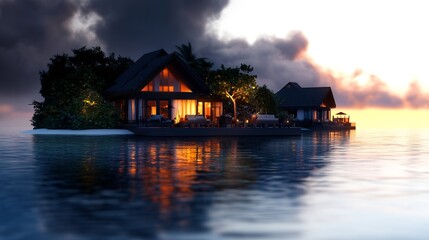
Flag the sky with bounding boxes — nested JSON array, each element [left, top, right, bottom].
[[0, 0, 428, 129]]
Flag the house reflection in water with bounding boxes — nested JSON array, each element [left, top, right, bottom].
[[32, 131, 351, 238], [119, 138, 250, 213]]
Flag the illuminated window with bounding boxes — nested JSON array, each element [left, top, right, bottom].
[[171, 99, 197, 123], [142, 82, 153, 92], [204, 102, 211, 118], [141, 68, 192, 93], [159, 68, 174, 92], [180, 83, 191, 92], [160, 85, 174, 92], [146, 100, 157, 118], [162, 68, 169, 78], [197, 102, 203, 115]]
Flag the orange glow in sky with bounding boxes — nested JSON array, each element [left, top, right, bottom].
[[337, 108, 429, 129], [208, 0, 429, 128], [209, 0, 429, 94]]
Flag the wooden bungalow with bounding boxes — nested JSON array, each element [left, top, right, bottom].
[[275, 82, 336, 125], [105, 49, 223, 125]]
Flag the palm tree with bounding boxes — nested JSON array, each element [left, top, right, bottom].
[[175, 42, 213, 79]]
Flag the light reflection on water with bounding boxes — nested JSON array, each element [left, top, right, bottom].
[[1, 129, 429, 239]]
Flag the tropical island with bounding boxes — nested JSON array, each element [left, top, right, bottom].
[[30, 44, 354, 136]]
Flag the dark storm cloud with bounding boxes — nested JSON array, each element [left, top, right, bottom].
[[87, 0, 229, 58], [0, 0, 81, 100], [199, 32, 319, 91], [1, 0, 428, 115], [0, 0, 230, 121]]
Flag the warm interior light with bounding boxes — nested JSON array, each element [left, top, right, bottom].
[[162, 68, 169, 78], [141, 68, 192, 93]]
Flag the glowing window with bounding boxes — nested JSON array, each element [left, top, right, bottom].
[[141, 82, 153, 92], [146, 100, 157, 118], [204, 102, 211, 118], [140, 68, 193, 93], [197, 102, 203, 115], [180, 83, 191, 92], [159, 68, 174, 92]]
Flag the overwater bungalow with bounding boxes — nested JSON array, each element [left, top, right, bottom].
[[106, 49, 223, 126], [106, 49, 301, 136], [275, 82, 355, 130]]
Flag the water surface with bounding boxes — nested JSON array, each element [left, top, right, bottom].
[[1, 129, 429, 239]]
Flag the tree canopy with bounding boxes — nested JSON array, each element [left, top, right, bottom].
[[250, 85, 278, 114], [31, 46, 134, 129], [208, 64, 258, 121], [175, 42, 213, 79]]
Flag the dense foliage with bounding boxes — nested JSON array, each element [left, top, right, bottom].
[[250, 85, 278, 114], [31, 47, 133, 129], [208, 64, 258, 121], [175, 42, 279, 121], [175, 42, 213, 80]]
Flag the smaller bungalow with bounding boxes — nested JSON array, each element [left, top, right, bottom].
[[106, 49, 223, 125], [275, 82, 336, 123]]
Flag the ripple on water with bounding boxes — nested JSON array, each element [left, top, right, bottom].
[[1, 130, 429, 239]]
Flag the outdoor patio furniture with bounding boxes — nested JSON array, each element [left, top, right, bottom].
[[252, 114, 279, 127]]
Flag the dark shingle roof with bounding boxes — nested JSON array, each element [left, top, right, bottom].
[[105, 49, 208, 97], [275, 82, 336, 108]]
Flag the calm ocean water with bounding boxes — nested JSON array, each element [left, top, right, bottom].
[[1, 129, 429, 240]]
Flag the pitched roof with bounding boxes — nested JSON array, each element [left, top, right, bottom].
[[105, 49, 208, 97], [275, 82, 336, 109]]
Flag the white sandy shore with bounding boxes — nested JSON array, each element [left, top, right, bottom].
[[22, 128, 134, 135]]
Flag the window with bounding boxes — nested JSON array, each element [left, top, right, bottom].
[[142, 82, 153, 91], [159, 68, 174, 92], [180, 83, 191, 92], [171, 99, 197, 123], [141, 68, 192, 93], [159, 85, 174, 92], [146, 100, 157, 118], [204, 102, 211, 118], [197, 102, 203, 115]]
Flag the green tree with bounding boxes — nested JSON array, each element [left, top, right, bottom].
[[251, 85, 277, 114], [175, 42, 213, 78], [31, 46, 133, 129], [70, 89, 120, 129], [208, 64, 258, 122]]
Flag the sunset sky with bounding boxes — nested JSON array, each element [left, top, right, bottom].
[[0, 0, 428, 129]]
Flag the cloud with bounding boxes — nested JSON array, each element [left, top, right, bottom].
[[199, 32, 318, 90], [326, 72, 404, 108], [405, 81, 429, 108], [197, 32, 429, 109], [0, 0, 229, 107], [1, 0, 428, 113], [0, 0, 102, 102], [86, 0, 229, 58]]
